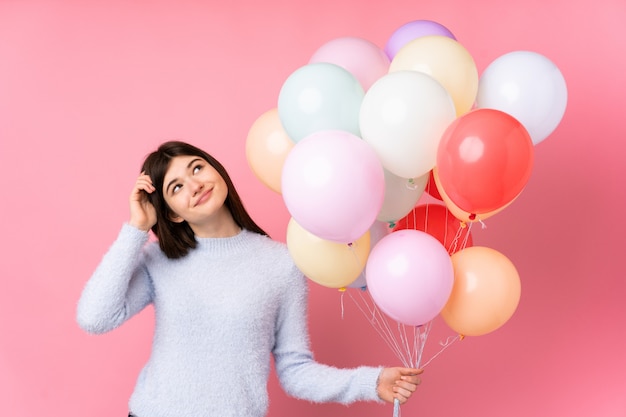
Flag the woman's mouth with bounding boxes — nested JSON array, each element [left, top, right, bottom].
[[194, 189, 212, 206]]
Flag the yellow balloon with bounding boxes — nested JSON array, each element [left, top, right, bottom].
[[286, 218, 370, 288], [245, 108, 294, 193], [389, 35, 478, 116], [432, 167, 507, 223], [441, 246, 521, 336]]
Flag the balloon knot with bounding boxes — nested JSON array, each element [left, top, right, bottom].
[[406, 178, 418, 190], [469, 213, 476, 221], [459, 334, 465, 341], [338, 287, 347, 292], [460, 221, 467, 228], [388, 221, 396, 228]]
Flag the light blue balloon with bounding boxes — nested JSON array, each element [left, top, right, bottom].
[[277, 62, 364, 143]]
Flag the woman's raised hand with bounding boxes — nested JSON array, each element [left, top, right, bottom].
[[129, 172, 157, 231]]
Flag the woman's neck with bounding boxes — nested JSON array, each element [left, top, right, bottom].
[[189, 208, 241, 238]]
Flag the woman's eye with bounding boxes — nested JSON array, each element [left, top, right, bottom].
[[172, 184, 182, 193], [193, 164, 202, 174]]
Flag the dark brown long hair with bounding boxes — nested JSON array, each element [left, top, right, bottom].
[[141, 140, 268, 259]]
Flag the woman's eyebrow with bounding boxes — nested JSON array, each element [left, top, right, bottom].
[[165, 158, 203, 194]]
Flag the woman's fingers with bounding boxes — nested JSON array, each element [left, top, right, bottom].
[[129, 173, 157, 231], [377, 367, 423, 404], [394, 371, 422, 403], [134, 173, 155, 194]]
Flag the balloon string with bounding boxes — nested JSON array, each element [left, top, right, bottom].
[[420, 334, 460, 368], [393, 398, 401, 417], [399, 322, 411, 365], [417, 321, 433, 368], [345, 290, 440, 369], [344, 290, 460, 417], [410, 202, 471, 255], [345, 289, 460, 367], [405, 195, 476, 254], [462, 222, 473, 248], [440, 204, 452, 252], [340, 289, 346, 320], [371, 302, 411, 367], [447, 223, 464, 254], [347, 290, 413, 367]]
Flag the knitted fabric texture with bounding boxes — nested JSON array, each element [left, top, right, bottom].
[[77, 224, 382, 417]]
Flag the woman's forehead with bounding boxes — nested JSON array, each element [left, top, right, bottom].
[[165, 155, 202, 174]]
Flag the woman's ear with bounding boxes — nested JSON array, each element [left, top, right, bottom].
[[168, 212, 184, 223]]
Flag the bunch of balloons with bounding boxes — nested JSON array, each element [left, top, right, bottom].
[[246, 19, 567, 338]]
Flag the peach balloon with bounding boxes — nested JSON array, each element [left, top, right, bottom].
[[245, 108, 294, 193], [389, 35, 478, 116], [441, 246, 521, 336], [286, 218, 370, 288]]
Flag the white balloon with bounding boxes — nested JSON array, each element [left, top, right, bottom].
[[360, 71, 456, 179], [377, 169, 428, 223], [348, 220, 391, 289], [476, 51, 567, 145], [277, 62, 365, 143]]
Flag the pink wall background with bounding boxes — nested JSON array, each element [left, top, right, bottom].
[[1, 0, 625, 416]]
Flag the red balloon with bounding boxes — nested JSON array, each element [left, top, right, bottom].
[[425, 170, 443, 200], [393, 204, 473, 254], [436, 109, 534, 214]]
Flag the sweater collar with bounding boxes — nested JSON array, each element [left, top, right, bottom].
[[194, 228, 253, 254]]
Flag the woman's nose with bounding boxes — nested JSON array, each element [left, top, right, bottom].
[[190, 180, 204, 195]]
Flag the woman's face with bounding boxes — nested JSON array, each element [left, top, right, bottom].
[[162, 155, 229, 231]]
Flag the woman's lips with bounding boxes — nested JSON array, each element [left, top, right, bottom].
[[194, 189, 212, 206]]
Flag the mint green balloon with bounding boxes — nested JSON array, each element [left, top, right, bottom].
[[278, 62, 364, 143]]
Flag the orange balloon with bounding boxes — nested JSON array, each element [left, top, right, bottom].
[[441, 246, 521, 336], [286, 218, 370, 288], [245, 108, 294, 193]]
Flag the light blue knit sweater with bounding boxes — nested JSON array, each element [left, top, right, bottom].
[[77, 224, 382, 417]]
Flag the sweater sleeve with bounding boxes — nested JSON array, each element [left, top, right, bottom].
[[272, 266, 383, 405], [76, 223, 155, 334]]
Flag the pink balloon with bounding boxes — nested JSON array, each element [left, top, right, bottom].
[[309, 36, 390, 91], [281, 130, 385, 243], [365, 229, 454, 326], [384, 20, 456, 59]]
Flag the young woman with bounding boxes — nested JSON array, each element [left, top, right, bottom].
[[77, 140, 422, 417]]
